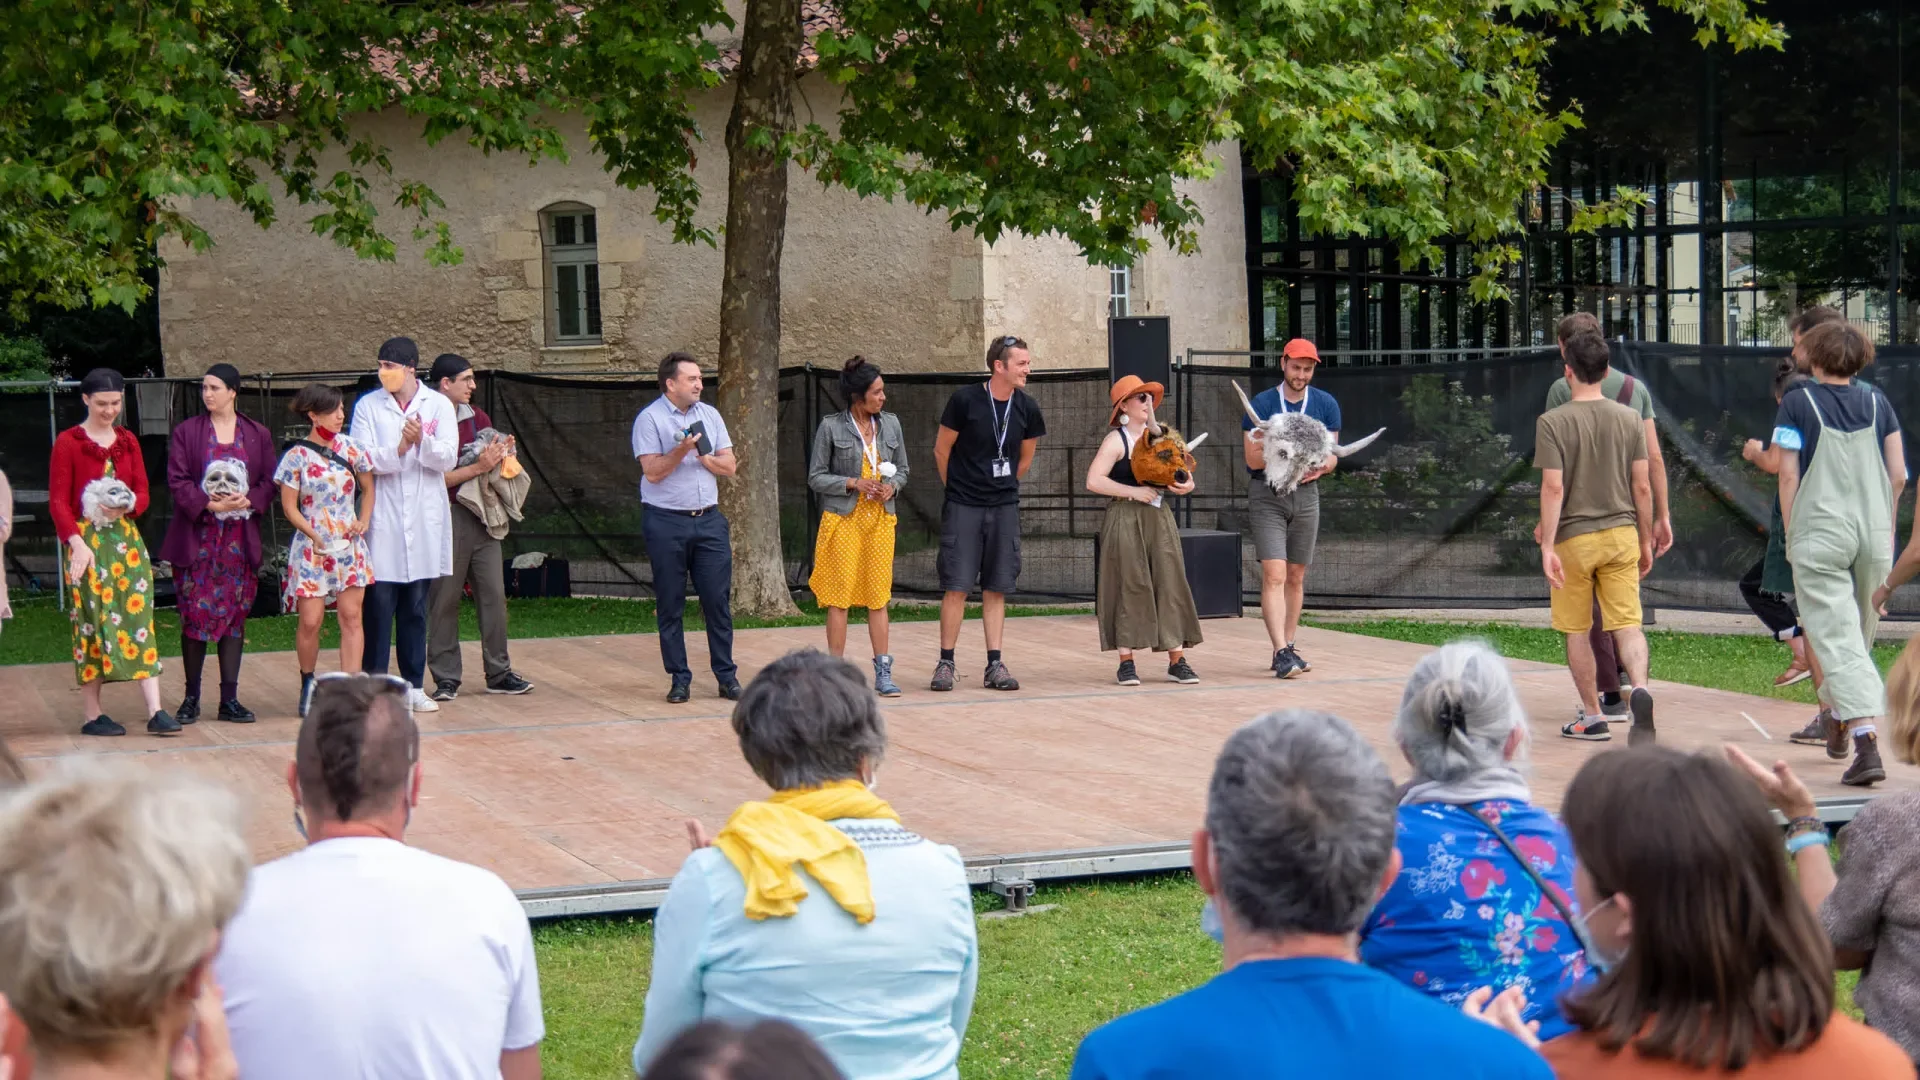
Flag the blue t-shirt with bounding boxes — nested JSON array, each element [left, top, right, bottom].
[[1361, 801, 1588, 1042], [1240, 385, 1343, 477], [1069, 957, 1553, 1080]]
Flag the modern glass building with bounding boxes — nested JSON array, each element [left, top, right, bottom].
[[1245, 0, 1920, 356]]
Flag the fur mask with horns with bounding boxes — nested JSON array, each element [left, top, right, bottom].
[[1234, 381, 1385, 497]]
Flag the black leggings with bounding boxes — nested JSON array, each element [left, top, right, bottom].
[[181, 632, 246, 701], [1739, 557, 1802, 640]]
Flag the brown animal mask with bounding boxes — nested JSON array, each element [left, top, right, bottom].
[[1131, 424, 1210, 488]]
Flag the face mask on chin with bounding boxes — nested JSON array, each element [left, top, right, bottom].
[[379, 367, 408, 394]]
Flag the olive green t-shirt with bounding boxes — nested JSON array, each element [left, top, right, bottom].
[[1545, 369, 1654, 421], [1534, 398, 1648, 541]]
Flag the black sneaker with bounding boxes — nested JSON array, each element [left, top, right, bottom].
[[1560, 712, 1611, 741], [486, 672, 533, 695], [1628, 687, 1656, 746], [1789, 709, 1832, 747], [1288, 644, 1311, 673], [1271, 649, 1284, 672], [430, 679, 460, 702], [147, 710, 181, 735], [983, 660, 1020, 691], [1274, 648, 1305, 680], [81, 714, 125, 737], [1116, 659, 1141, 686], [175, 694, 201, 724], [1843, 735, 1887, 787], [667, 679, 691, 704], [718, 680, 743, 701], [1167, 658, 1200, 684], [298, 673, 317, 719], [1599, 690, 1628, 717], [218, 699, 256, 724], [930, 658, 957, 692]]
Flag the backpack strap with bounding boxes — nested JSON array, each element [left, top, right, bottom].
[[1614, 373, 1637, 407]]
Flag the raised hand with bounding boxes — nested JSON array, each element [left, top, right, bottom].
[[168, 977, 238, 1080], [685, 817, 712, 850], [1723, 744, 1817, 820]]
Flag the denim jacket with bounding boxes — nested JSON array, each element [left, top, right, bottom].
[[809, 411, 910, 516]]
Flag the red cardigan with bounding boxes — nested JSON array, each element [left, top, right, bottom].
[[49, 426, 150, 541]]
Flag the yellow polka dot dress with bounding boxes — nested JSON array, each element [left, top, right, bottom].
[[809, 454, 896, 611]]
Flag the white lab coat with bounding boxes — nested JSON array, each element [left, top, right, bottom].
[[349, 384, 458, 583]]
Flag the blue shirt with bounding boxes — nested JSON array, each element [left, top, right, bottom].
[[632, 818, 979, 1080], [1070, 957, 1553, 1080], [631, 395, 734, 510], [1361, 801, 1588, 1042], [1240, 385, 1343, 476]]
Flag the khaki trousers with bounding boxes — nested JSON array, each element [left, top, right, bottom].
[[428, 505, 510, 688]]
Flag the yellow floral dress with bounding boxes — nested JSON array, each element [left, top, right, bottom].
[[808, 451, 896, 611], [69, 459, 162, 685]]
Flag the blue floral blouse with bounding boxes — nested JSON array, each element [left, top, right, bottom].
[[1360, 800, 1588, 1041]]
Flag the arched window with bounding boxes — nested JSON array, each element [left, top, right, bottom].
[[541, 202, 602, 345]]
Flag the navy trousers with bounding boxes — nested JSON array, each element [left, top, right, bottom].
[[642, 506, 736, 683], [363, 578, 432, 689]]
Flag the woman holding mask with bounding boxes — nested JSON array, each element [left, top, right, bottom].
[[49, 368, 176, 736], [157, 364, 277, 725], [274, 383, 375, 718]]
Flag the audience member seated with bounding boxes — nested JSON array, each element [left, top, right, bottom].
[[632, 649, 978, 1080], [1472, 746, 1912, 1078], [641, 1019, 846, 1080], [0, 761, 249, 1080], [1726, 631, 1920, 1067], [1362, 641, 1585, 1039], [216, 675, 545, 1080], [1069, 709, 1552, 1079]]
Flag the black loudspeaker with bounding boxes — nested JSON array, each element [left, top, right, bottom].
[[1109, 315, 1171, 387], [1180, 529, 1243, 619]]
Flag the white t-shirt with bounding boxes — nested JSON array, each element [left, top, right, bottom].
[[217, 837, 544, 1080]]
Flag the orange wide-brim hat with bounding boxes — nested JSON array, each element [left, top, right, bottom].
[[1108, 374, 1165, 427]]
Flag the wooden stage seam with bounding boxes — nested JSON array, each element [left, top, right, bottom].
[[1, 615, 1911, 893]]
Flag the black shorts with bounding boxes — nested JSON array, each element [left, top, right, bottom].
[[938, 501, 1022, 595]]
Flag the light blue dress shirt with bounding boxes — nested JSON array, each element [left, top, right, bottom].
[[632, 818, 979, 1080], [630, 396, 732, 510]]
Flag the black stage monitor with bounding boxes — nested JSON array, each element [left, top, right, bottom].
[[1109, 315, 1171, 388]]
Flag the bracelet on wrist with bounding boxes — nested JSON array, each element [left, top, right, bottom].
[[1786, 815, 1824, 836], [1786, 830, 1830, 855]]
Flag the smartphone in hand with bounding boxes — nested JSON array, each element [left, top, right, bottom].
[[682, 420, 714, 457]]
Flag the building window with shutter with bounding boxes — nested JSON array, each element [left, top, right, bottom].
[[1109, 265, 1132, 319], [542, 203, 603, 345]]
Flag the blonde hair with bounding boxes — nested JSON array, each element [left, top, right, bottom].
[[1887, 634, 1920, 765], [0, 761, 249, 1059]]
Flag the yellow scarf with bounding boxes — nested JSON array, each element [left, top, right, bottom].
[[713, 779, 900, 924]]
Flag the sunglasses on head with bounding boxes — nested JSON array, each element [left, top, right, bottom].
[[314, 671, 414, 709]]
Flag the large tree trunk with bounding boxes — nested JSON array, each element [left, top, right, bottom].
[[716, 0, 802, 618]]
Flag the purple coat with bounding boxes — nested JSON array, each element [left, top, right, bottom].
[[156, 413, 279, 571]]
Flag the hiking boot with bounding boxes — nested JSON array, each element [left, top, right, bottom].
[[218, 699, 256, 724], [1598, 690, 1628, 717], [872, 655, 902, 698], [175, 694, 201, 724], [1274, 647, 1305, 680], [1843, 735, 1887, 787], [1116, 659, 1141, 686], [983, 660, 1020, 691], [1167, 658, 1200, 684], [1561, 712, 1612, 741], [930, 658, 957, 692], [430, 679, 460, 702], [1789, 709, 1832, 747], [667, 679, 691, 704], [147, 710, 181, 735], [81, 714, 125, 737], [298, 673, 317, 719], [1628, 687, 1656, 746], [1288, 644, 1311, 673], [486, 672, 534, 695], [1826, 713, 1853, 761]]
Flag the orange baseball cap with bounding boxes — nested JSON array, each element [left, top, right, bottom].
[[1282, 338, 1321, 363]]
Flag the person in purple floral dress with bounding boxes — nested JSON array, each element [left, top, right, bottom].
[[1361, 640, 1588, 1040], [158, 363, 278, 725]]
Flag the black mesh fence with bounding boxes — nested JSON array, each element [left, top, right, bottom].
[[4, 344, 1918, 616]]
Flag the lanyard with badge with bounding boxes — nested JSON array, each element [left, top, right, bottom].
[[987, 382, 1015, 478], [851, 411, 879, 476]]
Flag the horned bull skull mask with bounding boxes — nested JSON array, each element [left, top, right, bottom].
[[1234, 382, 1385, 497], [1127, 415, 1210, 488]]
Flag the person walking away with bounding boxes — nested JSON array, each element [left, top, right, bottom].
[[349, 336, 456, 714], [1086, 375, 1202, 686], [275, 384, 375, 717], [1741, 355, 1824, 692], [158, 363, 277, 725], [807, 356, 911, 696], [217, 676, 545, 1080], [633, 351, 741, 704], [1537, 332, 1657, 744], [1775, 321, 1904, 786], [50, 368, 177, 736], [930, 334, 1046, 692], [1241, 337, 1342, 679], [1538, 312, 1673, 718], [425, 353, 532, 701]]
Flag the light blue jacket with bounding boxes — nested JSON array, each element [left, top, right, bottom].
[[632, 818, 979, 1080]]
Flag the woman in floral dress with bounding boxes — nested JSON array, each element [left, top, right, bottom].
[[274, 383, 375, 717], [49, 369, 178, 736]]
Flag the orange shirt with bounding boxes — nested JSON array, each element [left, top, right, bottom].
[[1544, 1015, 1912, 1079]]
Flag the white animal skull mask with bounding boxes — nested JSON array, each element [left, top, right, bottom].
[[80, 477, 138, 529], [202, 459, 252, 520], [1234, 381, 1386, 497]]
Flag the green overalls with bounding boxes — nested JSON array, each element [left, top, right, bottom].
[[1786, 385, 1894, 722]]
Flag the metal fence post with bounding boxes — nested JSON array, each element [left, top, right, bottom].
[[47, 379, 63, 612]]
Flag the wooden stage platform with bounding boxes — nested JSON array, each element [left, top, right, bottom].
[[3, 616, 1912, 912]]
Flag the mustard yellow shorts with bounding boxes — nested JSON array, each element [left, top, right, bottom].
[[1550, 525, 1643, 634]]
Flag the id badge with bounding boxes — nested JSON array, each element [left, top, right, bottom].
[[992, 457, 1013, 479]]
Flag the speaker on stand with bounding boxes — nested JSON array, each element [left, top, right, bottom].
[[1108, 315, 1172, 387]]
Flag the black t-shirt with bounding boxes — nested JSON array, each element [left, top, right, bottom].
[[1771, 380, 1900, 476], [939, 383, 1046, 507]]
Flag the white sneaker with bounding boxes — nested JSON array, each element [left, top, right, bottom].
[[408, 687, 440, 713]]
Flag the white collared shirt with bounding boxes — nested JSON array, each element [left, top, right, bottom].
[[349, 384, 458, 582]]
